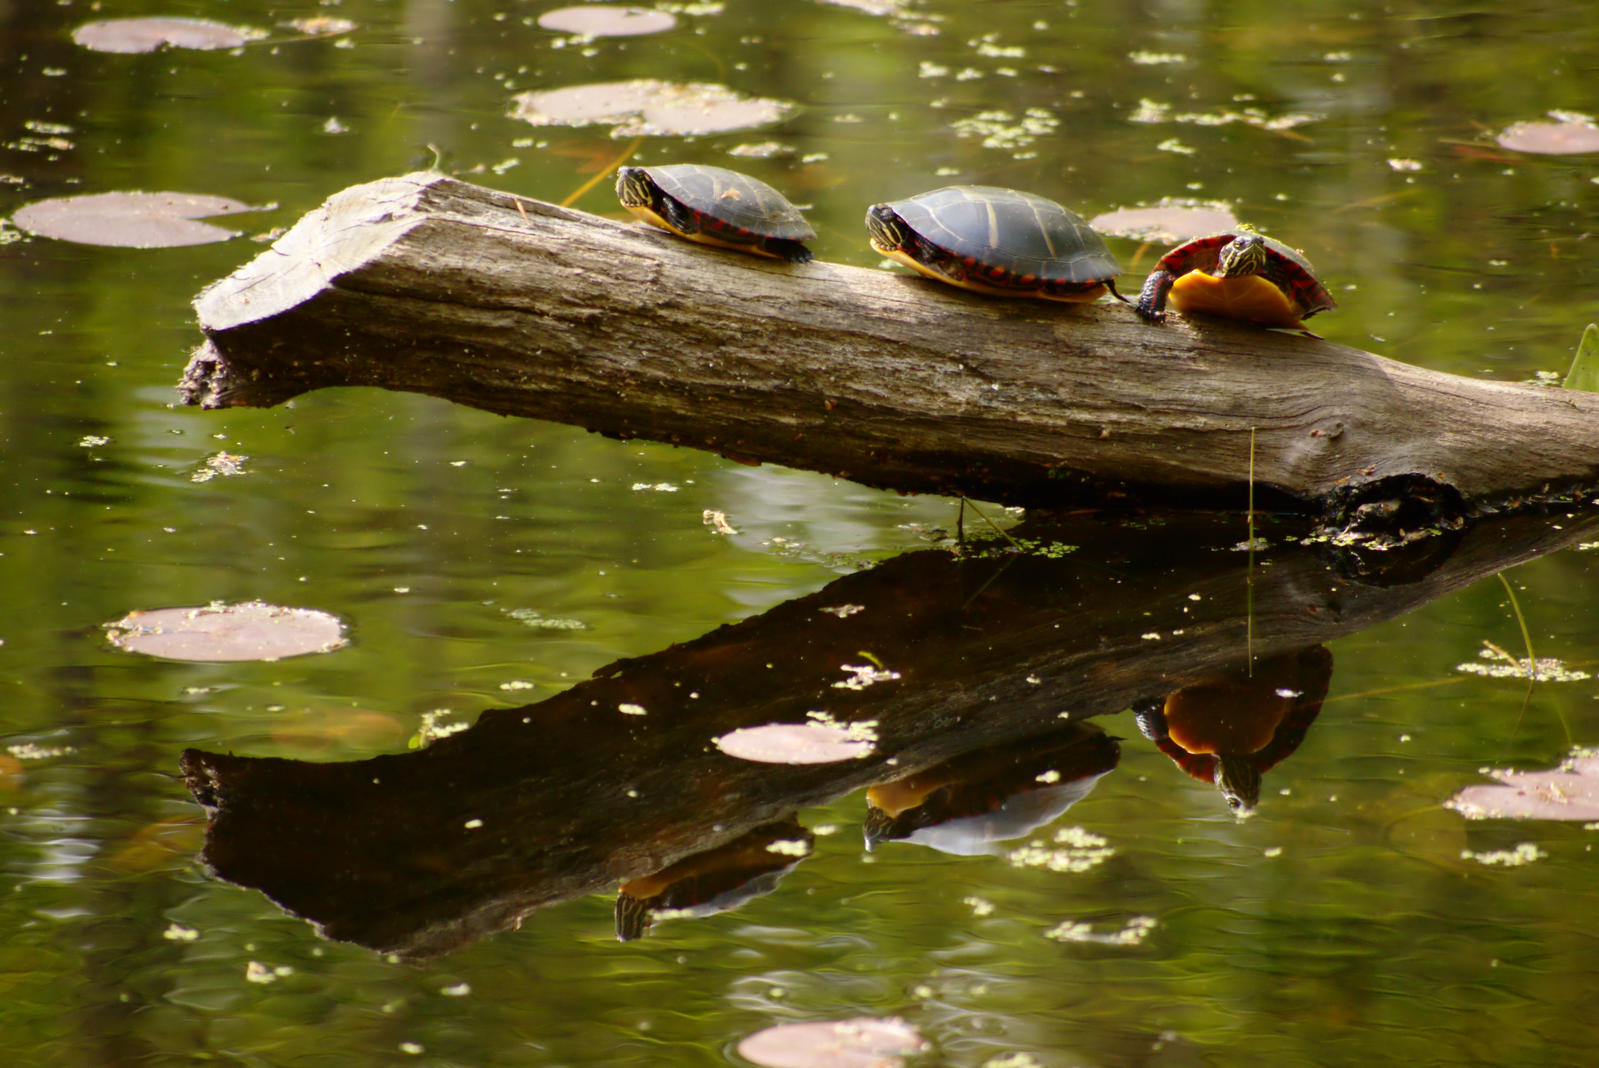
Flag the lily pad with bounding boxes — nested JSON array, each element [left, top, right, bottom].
[[1495, 114, 1599, 155], [509, 79, 794, 137], [737, 1017, 928, 1068], [537, 6, 677, 36], [1091, 200, 1239, 244], [285, 17, 359, 37], [1448, 754, 1599, 821], [105, 601, 348, 662], [713, 722, 874, 764], [73, 17, 268, 54], [10, 191, 272, 248]]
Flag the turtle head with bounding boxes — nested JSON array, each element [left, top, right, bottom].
[[1214, 753, 1262, 815], [1217, 232, 1269, 278], [865, 203, 912, 253], [615, 167, 654, 210]]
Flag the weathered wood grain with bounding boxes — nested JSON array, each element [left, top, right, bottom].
[[181, 171, 1599, 518]]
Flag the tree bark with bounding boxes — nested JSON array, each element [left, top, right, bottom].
[[180, 171, 1599, 520]]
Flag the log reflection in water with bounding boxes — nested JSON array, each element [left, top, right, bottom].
[[180, 507, 1599, 956]]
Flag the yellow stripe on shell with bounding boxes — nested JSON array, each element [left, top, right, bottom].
[[623, 203, 783, 259], [871, 238, 1106, 303]]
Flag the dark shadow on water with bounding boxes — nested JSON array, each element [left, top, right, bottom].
[[179, 506, 1599, 956]]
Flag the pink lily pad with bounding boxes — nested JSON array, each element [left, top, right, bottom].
[[713, 722, 874, 764], [737, 1017, 928, 1068], [73, 17, 267, 54], [537, 6, 677, 36], [105, 601, 348, 662], [1448, 755, 1599, 821], [11, 191, 272, 248], [1495, 118, 1599, 155], [510, 79, 794, 137], [1091, 201, 1240, 244]]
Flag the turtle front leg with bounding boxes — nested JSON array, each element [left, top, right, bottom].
[[1134, 268, 1178, 323]]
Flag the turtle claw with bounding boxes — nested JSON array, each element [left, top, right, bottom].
[[1135, 306, 1167, 325]]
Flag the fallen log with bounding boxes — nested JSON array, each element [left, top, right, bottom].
[[180, 171, 1599, 521]]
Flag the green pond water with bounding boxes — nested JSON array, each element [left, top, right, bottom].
[[3, 1, 1599, 1065]]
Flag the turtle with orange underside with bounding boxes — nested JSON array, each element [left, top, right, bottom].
[[1134, 228, 1335, 334], [1134, 646, 1332, 813]]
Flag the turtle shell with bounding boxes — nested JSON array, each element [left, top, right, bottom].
[[1133, 646, 1332, 813], [1135, 229, 1335, 330], [866, 185, 1122, 302], [616, 163, 814, 262]]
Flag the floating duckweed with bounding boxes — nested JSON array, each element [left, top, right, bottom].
[[416, 709, 469, 746], [765, 837, 812, 857], [1461, 843, 1546, 867], [964, 896, 996, 916], [1007, 827, 1114, 873], [504, 607, 588, 630], [7, 743, 75, 760], [832, 663, 901, 690], [1044, 915, 1156, 945], [702, 510, 737, 535], [618, 703, 647, 716], [1129, 98, 1322, 130], [191, 451, 248, 482], [970, 34, 1025, 59], [950, 107, 1058, 153], [245, 960, 293, 984], [1128, 51, 1186, 65], [1456, 645, 1590, 682], [727, 141, 790, 158], [807, 710, 879, 743]]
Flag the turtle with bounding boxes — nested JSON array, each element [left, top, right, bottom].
[[1132, 646, 1332, 814], [1134, 227, 1335, 333], [864, 724, 1119, 855], [865, 185, 1125, 302], [615, 163, 815, 263], [614, 818, 813, 941]]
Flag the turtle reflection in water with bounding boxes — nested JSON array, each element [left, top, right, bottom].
[[1133, 646, 1332, 814], [615, 818, 814, 941], [865, 723, 1120, 854]]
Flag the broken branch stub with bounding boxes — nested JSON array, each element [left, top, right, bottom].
[[181, 171, 1599, 519]]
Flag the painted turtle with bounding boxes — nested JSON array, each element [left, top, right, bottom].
[[864, 724, 1119, 854], [1133, 646, 1332, 814], [1134, 227, 1335, 333], [615, 163, 815, 263], [614, 819, 813, 941], [865, 185, 1124, 302]]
